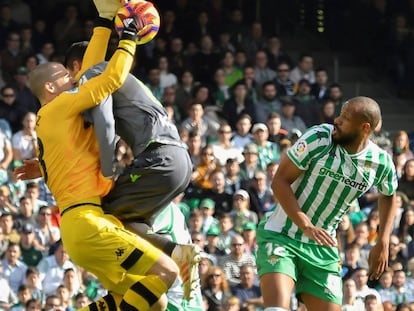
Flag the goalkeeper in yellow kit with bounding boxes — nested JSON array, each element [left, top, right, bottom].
[[15, 4, 178, 311]]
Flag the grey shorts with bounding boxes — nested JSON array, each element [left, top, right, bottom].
[[102, 143, 192, 223]]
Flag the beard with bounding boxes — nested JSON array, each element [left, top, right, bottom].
[[332, 126, 359, 146]]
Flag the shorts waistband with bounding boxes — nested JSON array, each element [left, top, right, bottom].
[[61, 202, 102, 217]]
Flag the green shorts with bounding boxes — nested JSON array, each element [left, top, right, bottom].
[[256, 223, 342, 305]]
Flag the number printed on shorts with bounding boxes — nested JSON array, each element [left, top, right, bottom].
[[37, 137, 48, 183]]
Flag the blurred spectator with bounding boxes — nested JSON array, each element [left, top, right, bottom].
[[229, 190, 257, 234], [253, 50, 276, 88], [326, 83, 345, 116], [36, 41, 55, 65], [293, 79, 321, 128], [158, 55, 177, 88], [223, 158, 242, 196], [23, 54, 38, 74], [10, 284, 31, 311], [2, 242, 27, 294], [388, 234, 408, 271], [0, 31, 24, 84], [11, 67, 39, 113], [187, 130, 203, 167], [0, 260, 18, 310], [311, 67, 330, 101], [9, 0, 31, 26], [230, 114, 253, 151], [289, 53, 315, 84], [12, 111, 37, 163], [212, 68, 230, 108], [231, 264, 263, 309], [0, 226, 8, 258], [14, 197, 36, 230], [225, 9, 248, 47], [145, 67, 163, 101], [241, 22, 266, 61], [279, 96, 307, 136], [190, 145, 217, 191], [162, 87, 180, 124], [221, 81, 257, 131], [1, 210, 19, 243], [52, 4, 83, 55], [167, 37, 189, 77], [204, 225, 226, 259], [25, 267, 44, 306], [239, 143, 260, 186], [352, 267, 382, 303], [319, 99, 336, 124], [44, 295, 62, 311], [192, 34, 219, 85], [188, 209, 203, 234], [395, 206, 414, 244], [202, 266, 231, 311], [382, 270, 413, 310], [265, 36, 293, 70], [218, 235, 256, 288], [19, 223, 42, 267], [25, 182, 48, 215], [211, 124, 244, 167], [251, 123, 280, 172], [37, 240, 79, 296], [255, 81, 281, 123], [34, 205, 60, 254], [274, 61, 295, 96], [18, 25, 34, 62], [342, 278, 364, 311], [221, 51, 243, 88], [202, 170, 233, 216], [199, 198, 218, 236], [371, 119, 392, 154], [0, 3, 20, 48], [392, 130, 414, 162], [74, 293, 90, 310], [341, 242, 365, 280], [366, 207, 380, 246], [216, 213, 237, 255], [174, 70, 195, 119], [397, 159, 414, 207], [266, 112, 288, 145], [181, 102, 219, 145], [199, 256, 214, 286], [241, 222, 258, 259], [0, 85, 27, 133], [238, 65, 258, 105], [248, 171, 275, 218], [216, 31, 236, 55]]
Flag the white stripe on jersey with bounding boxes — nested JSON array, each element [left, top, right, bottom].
[[263, 124, 398, 244]]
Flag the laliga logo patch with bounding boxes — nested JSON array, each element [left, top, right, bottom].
[[295, 141, 307, 154]]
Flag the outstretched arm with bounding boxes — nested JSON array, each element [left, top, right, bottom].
[[368, 193, 397, 280]]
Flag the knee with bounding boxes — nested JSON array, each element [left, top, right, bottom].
[[147, 253, 179, 288]]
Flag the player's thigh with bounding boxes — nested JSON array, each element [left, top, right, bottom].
[[296, 244, 342, 306], [61, 209, 163, 292], [256, 231, 297, 308]]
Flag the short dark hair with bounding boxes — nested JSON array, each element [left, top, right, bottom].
[[64, 41, 88, 69]]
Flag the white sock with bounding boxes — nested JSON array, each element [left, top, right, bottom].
[[264, 308, 289, 311]]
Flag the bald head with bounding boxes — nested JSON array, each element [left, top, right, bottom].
[[28, 62, 67, 104], [344, 96, 381, 132]]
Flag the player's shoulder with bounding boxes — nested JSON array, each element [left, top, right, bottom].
[[80, 61, 108, 83]]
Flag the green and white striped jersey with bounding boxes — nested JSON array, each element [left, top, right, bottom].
[[263, 124, 398, 244]]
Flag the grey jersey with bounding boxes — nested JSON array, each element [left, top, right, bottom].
[[81, 62, 184, 175]]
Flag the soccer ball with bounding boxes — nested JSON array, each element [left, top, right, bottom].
[[114, 0, 160, 45]]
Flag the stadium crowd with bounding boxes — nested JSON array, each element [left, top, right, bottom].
[[0, 0, 413, 310]]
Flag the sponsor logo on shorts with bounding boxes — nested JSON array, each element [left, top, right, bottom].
[[266, 246, 286, 266], [115, 247, 126, 259]]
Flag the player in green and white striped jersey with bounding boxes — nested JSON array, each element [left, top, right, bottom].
[[257, 97, 398, 311]]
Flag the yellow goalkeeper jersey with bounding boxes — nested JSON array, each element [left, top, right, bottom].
[[36, 28, 135, 213]]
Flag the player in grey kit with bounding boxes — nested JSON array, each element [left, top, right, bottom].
[[65, 42, 202, 305]]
